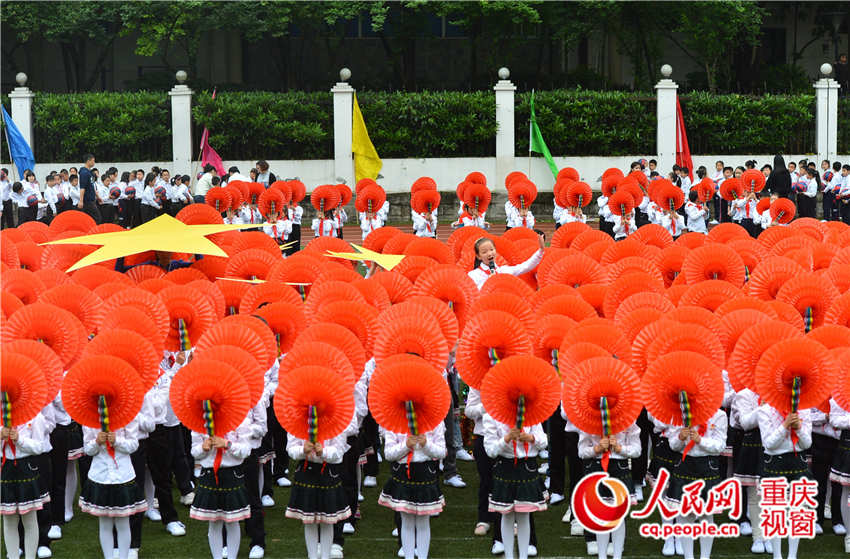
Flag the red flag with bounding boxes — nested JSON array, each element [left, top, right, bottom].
[[200, 88, 225, 176], [675, 97, 693, 181]]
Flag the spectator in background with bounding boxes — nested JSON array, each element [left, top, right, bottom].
[[765, 154, 791, 199], [255, 160, 276, 187], [194, 163, 217, 203], [835, 54, 849, 96], [78, 153, 102, 223]]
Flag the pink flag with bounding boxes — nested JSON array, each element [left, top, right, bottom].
[[200, 88, 225, 176], [675, 97, 694, 181]]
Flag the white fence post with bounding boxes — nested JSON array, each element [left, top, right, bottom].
[[8, 72, 35, 164], [814, 62, 840, 164], [331, 68, 355, 185], [168, 71, 193, 177], [494, 67, 516, 188], [655, 64, 678, 173]]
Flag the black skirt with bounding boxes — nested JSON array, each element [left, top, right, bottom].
[[79, 478, 146, 517], [762, 451, 811, 482], [648, 433, 681, 486], [378, 460, 444, 516], [0, 456, 50, 515], [67, 422, 84, 460], [665, 455, 723, 504], [190, 466, 250, 523], [286, 461, 351, 524], [489, 457, 548, 513], [285, 224, 302, 256], [733, 428, 764, 485], [583, 457, 636, 502], [830, 430, 850, 485]]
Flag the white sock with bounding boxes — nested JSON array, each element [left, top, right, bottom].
[[698, 515, 713, 559], [515, 513, 530, 559], [415, 515, 431, 559], [401, 513, 417, 559], [842, 486, 850, 535], [115, 517, 131, 559], [787, 536, 799, 559], [98, 517, 116, 559], [319, 523, 333, 559], [3, 513, 21, 559], [747, 486, 762, 541], [596, 531, 610, 559], [501, 512, 516, 559], [678, 515, 694, 559], [771, 537, 781, 559], [144, 467, 155, 509], [21, 511, 38, 559], [304, 524, 319, 559], [225, 521, 241, 559], [612, 522, 626, 559], [65, 461, 77, 519], [258, 464, 265, 496], [208, 520, 224, 559]]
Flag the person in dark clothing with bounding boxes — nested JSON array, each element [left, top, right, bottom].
[[765, 154, 792, 199], [77, 153, 102, 224]]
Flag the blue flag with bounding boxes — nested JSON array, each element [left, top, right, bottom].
[[1, 105, 35, 180]]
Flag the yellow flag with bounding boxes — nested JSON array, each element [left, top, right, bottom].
[[352, 93, 382, 183]]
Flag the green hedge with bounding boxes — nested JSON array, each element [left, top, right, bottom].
[[2, 90, 846, 164], [31, 92, 171, 162]]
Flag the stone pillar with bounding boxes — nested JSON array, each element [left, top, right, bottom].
[[8, 72, 35, 154], [494, 67, 517, 188], [168, 71, 193, 177], [654, 64, 678, 172], [332, 68, 355, 185], [814, 63, 841, 164]]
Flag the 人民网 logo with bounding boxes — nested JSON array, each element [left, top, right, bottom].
[[571, 472, 630, 533]]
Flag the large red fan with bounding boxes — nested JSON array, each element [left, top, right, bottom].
[[205, 187, 231, 213], [253, 301, 306, 356], [462, 182, 491, 214], [297, 322, 367, 375], [566, 181, 593, 208], [755, 338, 837, 415], [406, 295, 459, 351], [2, 340, 63, 403], [456, 310, 532, 390], [193, 346, 264, 407], [0, 352, 48, 427], [2, 303, 87, 368], [413, 265, 478, 330], [508, 180, 537, 210], [480, 355, 560, 428], [726, 320, 804, 392], [469, 292, 535, 337], [355, 184, 387, 214], [62, 355, 145, 431], [641, 351, 723, 427], [258, 188, 286, 219], [776, 272, 840, 332], [373, 314, 448, 371], [562, 357, 642, 436], [532, 315, 576, 375], [83, 329, 160, 389], [654, 181, 685, 212], [368, 354, 451, 435], [274, 365, 354, 442], [39, 283, 104, 337], [681, 245, 746, 287], [719, 178, 744, 201], [170, 358, 252, 439], [315, 301, 379, 356], [310, 184, 341, 215], [159, 284, 215, 352], [279, 342, 356, 388], [195, 321, 269, 372], [770, 198, 796, 224], [411, 190, 441, 215], [741, 169, 766, 193], [98, 287, 170, 343], [607, 190, 634, 217]]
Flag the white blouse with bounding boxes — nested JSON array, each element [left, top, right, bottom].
[[482, 415, 548, 459], [730, 389, 760, 431], [757, 404, 812, 455], [2, 413, 50, 459], [382, 424, 447, 464], [578, 423, 641, 460], [286, 431, 349, 465], [84, 422, 139, 484], [190, 419, 252, 468], [665, 409, 727, 457], [467, 249, 543, 290]]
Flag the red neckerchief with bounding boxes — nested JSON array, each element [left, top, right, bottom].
[[671, 217, 677, 235], [272, 223, 279, 238], [624, 218, 631, 235], [426, 220, 432, 233], [681, 424, 708, 461], [1, 438, 16, 466], [522, 215, 527, 227], [745, 200, 750, 218], [478, 263, 493, 276]]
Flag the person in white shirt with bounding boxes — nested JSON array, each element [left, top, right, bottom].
[[452, 206, 489, 229], [9, 181, 39, 224], [612, 210, 636, 240], [684, 191, 708, 234], [168, 175, 193, 217], [263, 211, 293, 246], [677, 166, 692, 197], [796, 168, 819, 219], [194, 165, 217, 202], [23, 169, 40, 194], [286, 202, 304, 255], [313, 210, 339, 238], [506, 207, 535, 229], [42, 173, 64, 223], [659, 208, 685, 238], [838, 165, 850, 225], [412, 210, 438, 238], [359, 211, 384, 240], [0, 168, 13, 229], [557, 205, 587, 226], [333, 206, 347, 239], [140, 173, 164, 223], [226, 167, 252, 186], [467, 234, 545, 290], [597, 194, 614, 237]]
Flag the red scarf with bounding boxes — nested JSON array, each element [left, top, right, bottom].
[[681, 424, 707, 461]]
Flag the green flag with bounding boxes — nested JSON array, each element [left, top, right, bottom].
[[529, 90, 558, 179]]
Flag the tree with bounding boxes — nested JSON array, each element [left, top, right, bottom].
[[2, 1, 125, 91], [665, 1, 766, 92]]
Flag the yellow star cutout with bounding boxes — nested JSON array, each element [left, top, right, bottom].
[[325, 242, 405, 271], [42, 214, 262, 272], [215, 277, 311, 287]]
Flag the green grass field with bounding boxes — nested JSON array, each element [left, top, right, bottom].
[[45, 461, 849, 558]]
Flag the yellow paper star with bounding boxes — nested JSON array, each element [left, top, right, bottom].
[[42, 214, 261, 272], [215, 277, 311, 287], [325, 242, 405, 271]]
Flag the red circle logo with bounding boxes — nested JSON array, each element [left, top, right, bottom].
[[571, 472, 631, 533]]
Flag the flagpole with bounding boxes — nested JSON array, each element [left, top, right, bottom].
[[528, 90, 533, 179], [2, 119, 18, 182], [190, 87, 217, 193]]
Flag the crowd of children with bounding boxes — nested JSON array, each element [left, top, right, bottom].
[[2, 160, 850, 559]]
